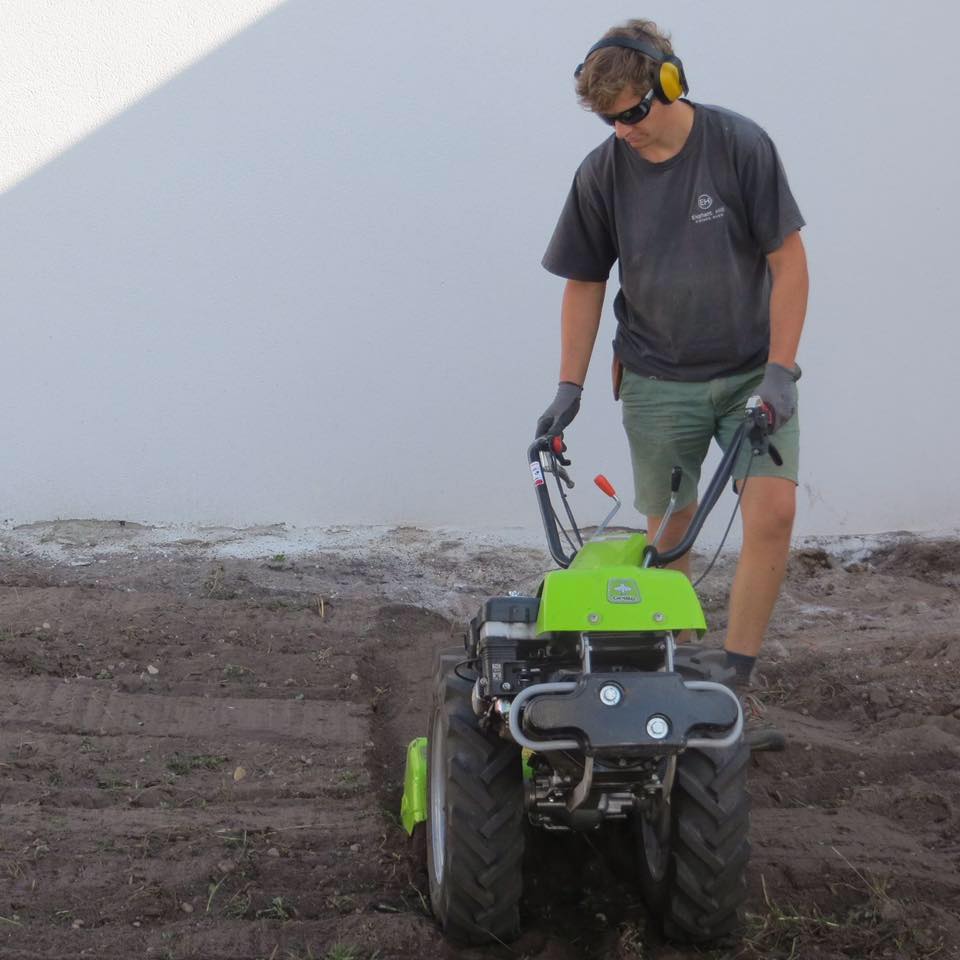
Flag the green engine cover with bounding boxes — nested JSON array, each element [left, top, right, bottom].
[[536, 533, 706, 634]]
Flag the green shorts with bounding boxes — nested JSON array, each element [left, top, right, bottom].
[[620, 366, 800, 517]]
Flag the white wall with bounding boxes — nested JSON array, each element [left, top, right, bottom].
[[1, 0, 957, 538], [0, 2, 286, 193]]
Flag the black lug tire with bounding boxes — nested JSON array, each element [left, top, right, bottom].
[[425, 648, 525, 945], [661, 741, 751, 942], [637, 645, 751, 943]]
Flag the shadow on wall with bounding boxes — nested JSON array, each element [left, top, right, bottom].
[[0, 0, 554, 526]]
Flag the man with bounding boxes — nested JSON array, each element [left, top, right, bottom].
[[535, 19, 808, 752]]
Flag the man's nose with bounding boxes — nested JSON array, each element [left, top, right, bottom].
[[613, 121, 631, 139]]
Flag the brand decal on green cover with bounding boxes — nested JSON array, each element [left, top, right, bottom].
[[607, 578, 641, 604]]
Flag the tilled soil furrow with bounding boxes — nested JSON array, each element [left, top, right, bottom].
[[0, 740, 369, 769], [1, 802, 376, 835], [0, 779, 372, 807], [0, 675, 352, 700], [0, 655, 359, 683], [0, 914, 438, 960], [751, 751, 959, 810], [1, 679, 369, 745], [0, 729, 358, 763], [751, 849, 960, 909]]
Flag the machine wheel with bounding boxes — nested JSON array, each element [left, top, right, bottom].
[[636, 645, 751, 942], [425, 649, 525, 945]]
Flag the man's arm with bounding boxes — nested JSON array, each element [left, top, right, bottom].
[[534, 278, 607, 438], [559, 278, 607, 385], [766, 230, 808, 368]]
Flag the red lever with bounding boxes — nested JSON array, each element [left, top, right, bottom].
[[594, 474, 616, 498], [760, 401, 777, 431], [551, 435, 565, 455]]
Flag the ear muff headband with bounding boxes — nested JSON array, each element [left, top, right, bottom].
[[574, 37, 689, 104]]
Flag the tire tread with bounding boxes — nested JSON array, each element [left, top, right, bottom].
[[426, 655, 524, 945]]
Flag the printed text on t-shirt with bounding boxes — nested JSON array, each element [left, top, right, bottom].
[[691, 193, 726, 224]]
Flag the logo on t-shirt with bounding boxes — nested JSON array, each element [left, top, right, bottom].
[[691, 191, 726, 225]]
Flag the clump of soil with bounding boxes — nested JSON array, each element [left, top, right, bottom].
[[1, 527, 958, 959], [869, 538, 960, 587]]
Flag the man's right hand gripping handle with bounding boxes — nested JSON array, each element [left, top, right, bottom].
[[535, 381, 582, 438]]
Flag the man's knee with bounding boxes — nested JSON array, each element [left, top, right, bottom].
[[741, 479, 796, 541]]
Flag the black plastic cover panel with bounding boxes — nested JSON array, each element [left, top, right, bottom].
[[523, 672, 737, 755], [480, 596, 540, 625]]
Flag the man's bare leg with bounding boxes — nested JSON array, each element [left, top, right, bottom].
[[724, 476, 796, 658], [724, 476, 795, 752]]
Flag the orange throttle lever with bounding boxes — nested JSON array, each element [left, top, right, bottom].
[[592, 474, 621, 538], [594, 475, 617, 499]]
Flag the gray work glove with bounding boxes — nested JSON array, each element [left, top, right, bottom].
[[535, 381, 582, 438], [756, 362, 801, 433]]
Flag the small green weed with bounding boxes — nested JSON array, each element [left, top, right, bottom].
[[224, 889, 252, 919], [96, 772, 130, 791], [324, 945, 361, 960], [256, 896, 295, 921], [203, 564, 238, 599], [167, 753, 229, 776], [326, 894, 356, 914], [262, 598, 294, 611], [222, 663, 253, 681], [221, 830, 249, 850]]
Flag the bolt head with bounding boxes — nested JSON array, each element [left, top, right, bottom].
[[646, 715, 669, 739], [587, 613, 601, 624], [653, 612, 665, 623], [599, 684, 622, 707]]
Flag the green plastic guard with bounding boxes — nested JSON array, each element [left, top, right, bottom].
[[536, 534, 707, 635], [400, 737, 428, 835]]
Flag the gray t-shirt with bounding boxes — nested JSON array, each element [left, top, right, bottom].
[[542, 103, 805, 381]]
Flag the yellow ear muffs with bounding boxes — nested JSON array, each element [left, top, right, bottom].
[[658, 60, 685, 103]]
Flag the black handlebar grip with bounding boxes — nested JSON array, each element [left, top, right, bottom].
[[768, 442, 783, 467], [670, 466, 682, 493]]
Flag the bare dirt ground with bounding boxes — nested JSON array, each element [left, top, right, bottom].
[[1, 521, 959, 960]]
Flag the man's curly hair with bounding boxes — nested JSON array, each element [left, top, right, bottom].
[[575, 19, 676, 114]]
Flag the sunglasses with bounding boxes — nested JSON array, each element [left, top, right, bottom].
[[600, 88, 654, 126]]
